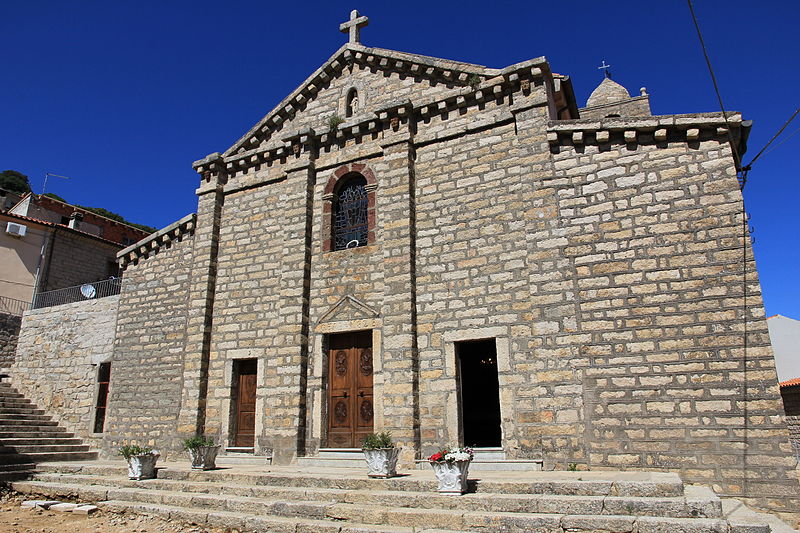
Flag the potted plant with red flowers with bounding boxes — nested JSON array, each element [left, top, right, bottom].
[[428, 446, 474, 494], [361, 431, 400, 478]]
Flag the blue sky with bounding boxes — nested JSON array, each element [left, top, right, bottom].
[[2, 1, 798, 318]]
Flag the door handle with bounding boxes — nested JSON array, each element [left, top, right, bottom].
[[342, 391, 349, 398], [358, 391, 365, 397]]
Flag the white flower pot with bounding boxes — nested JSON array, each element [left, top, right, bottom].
[[362, 447, 400, 478], [126, 452, 159, 480], [188, 445, 221, 470], [430, 460, 470, 494]]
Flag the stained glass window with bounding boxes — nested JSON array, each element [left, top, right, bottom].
[[333, 174, 368, 251]]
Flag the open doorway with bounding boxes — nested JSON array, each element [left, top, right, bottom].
[[457, 339, 502, 448]]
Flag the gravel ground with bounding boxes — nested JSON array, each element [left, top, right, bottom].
[[0, 490, 233, 533]]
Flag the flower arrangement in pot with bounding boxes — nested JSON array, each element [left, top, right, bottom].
[[182, 435, 221, 471], [361, 431, 400, 478], [428, 446, 474, 494], [119, 444, 160, 480]]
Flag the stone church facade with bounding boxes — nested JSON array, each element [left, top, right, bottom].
[[11, 11, 798, 515]]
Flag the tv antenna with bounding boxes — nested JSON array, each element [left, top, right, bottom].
[[42, 172, 71, 195]]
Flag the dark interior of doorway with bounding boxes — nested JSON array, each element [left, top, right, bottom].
[[457, 339, 502, 448]]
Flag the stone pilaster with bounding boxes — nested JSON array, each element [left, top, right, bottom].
[[378, 117, 420, 465], [176, 153, 227, 440], [264, 140, 316, 463]]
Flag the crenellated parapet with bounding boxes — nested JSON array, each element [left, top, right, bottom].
[[116, 213, 196, 271], [547, 113, 751, 155]]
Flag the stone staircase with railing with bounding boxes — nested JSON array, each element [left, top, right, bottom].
[[0, 381, 98, 481], [8, 461, 797, 532]]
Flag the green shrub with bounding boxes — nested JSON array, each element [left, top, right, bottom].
[[362, 431, 394, 449], [327, 115, 345, 131], [182, 435, 216, 451], [118, 444, 154, 460]]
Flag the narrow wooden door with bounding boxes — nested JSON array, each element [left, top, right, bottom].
[[327, 331, 373, 448], [233, 359, 257, 448]]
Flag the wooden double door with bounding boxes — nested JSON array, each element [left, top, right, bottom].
[[327, 331, 374, 448]]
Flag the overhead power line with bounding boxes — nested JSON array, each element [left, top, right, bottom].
[[686, 0, 742, 172], [742, 108, 800, 170]]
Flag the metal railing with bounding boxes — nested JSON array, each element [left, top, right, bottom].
[[0, 295, 30, 316], [32, 277, 122, 310]]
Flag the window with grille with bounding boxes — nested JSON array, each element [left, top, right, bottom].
[[333, 174, 369, 251]]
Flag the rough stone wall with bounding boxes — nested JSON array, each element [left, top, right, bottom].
[[782, 386, 800, 460], [102, 231, 194, 457], [538, 127, 797, 513], [201, 170, 307, 459], [0, 312, 22, 370], [580, 95, 651, 119], [413, 85, 553, 459], [43, 230, 120, 291], [11, 296, 119, 446]]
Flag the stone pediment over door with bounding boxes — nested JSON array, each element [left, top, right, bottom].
[[317, 295, 380, 328]]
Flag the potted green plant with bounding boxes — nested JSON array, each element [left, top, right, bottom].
[[427, 446, 473, 494], [361, 431, 400, 478], [182, 435, 220, 470], [119, 444, 159, 480]]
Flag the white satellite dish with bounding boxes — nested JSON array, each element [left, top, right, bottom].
[[80, 284, 97, 299]]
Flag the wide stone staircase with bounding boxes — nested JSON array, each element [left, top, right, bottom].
[[0, 381, 97, 480], [8, 461, 796, 532]]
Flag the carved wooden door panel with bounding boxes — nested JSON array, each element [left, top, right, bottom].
[[234, 359, 257, 448], [328, 331, 373, 448]]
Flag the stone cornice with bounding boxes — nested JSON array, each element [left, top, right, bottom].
[[117, 213, 196, 270], [209, 63, 549, 183], [546, 113, 744, 147], [218, 42, 550, 161]]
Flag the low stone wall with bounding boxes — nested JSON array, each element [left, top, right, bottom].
[[11, 295, 119, 447], [0, 312, 22, 370]]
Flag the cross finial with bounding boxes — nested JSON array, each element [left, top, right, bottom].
[[598, 60, 612, 79], [340, 9, 369, 44]]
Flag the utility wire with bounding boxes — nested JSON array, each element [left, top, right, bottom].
[[686, 0, 742, 171], [742, 108, 800, 169]]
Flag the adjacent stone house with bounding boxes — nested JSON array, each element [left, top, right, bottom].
[[11, 10, 798, 516]]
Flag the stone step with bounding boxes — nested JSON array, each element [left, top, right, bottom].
[[10, 479, 753, 532], [0, 407, 44, 415], [34, 462, 686, 497], [0, 437, 84, 446], [0, 451, 97, 465], [0, 418, 58, 427], [215, 454, 273, 466], [297, 455, 367, 468], [0, 443, 91, 453], [27, 472, 724, 519], [0, 412, 53, 421], [0, 399, 34, 408], [0, 462, 35, 472], [98, 500, 442, 533], [0, 428, 71, 438]]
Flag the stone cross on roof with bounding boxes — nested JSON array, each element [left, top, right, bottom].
[[598, 60, 612, 79], [340, 9, 368, 44]]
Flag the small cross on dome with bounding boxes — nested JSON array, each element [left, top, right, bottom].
[[598, 60, 612, 79], [340, 10, 369, 44]]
